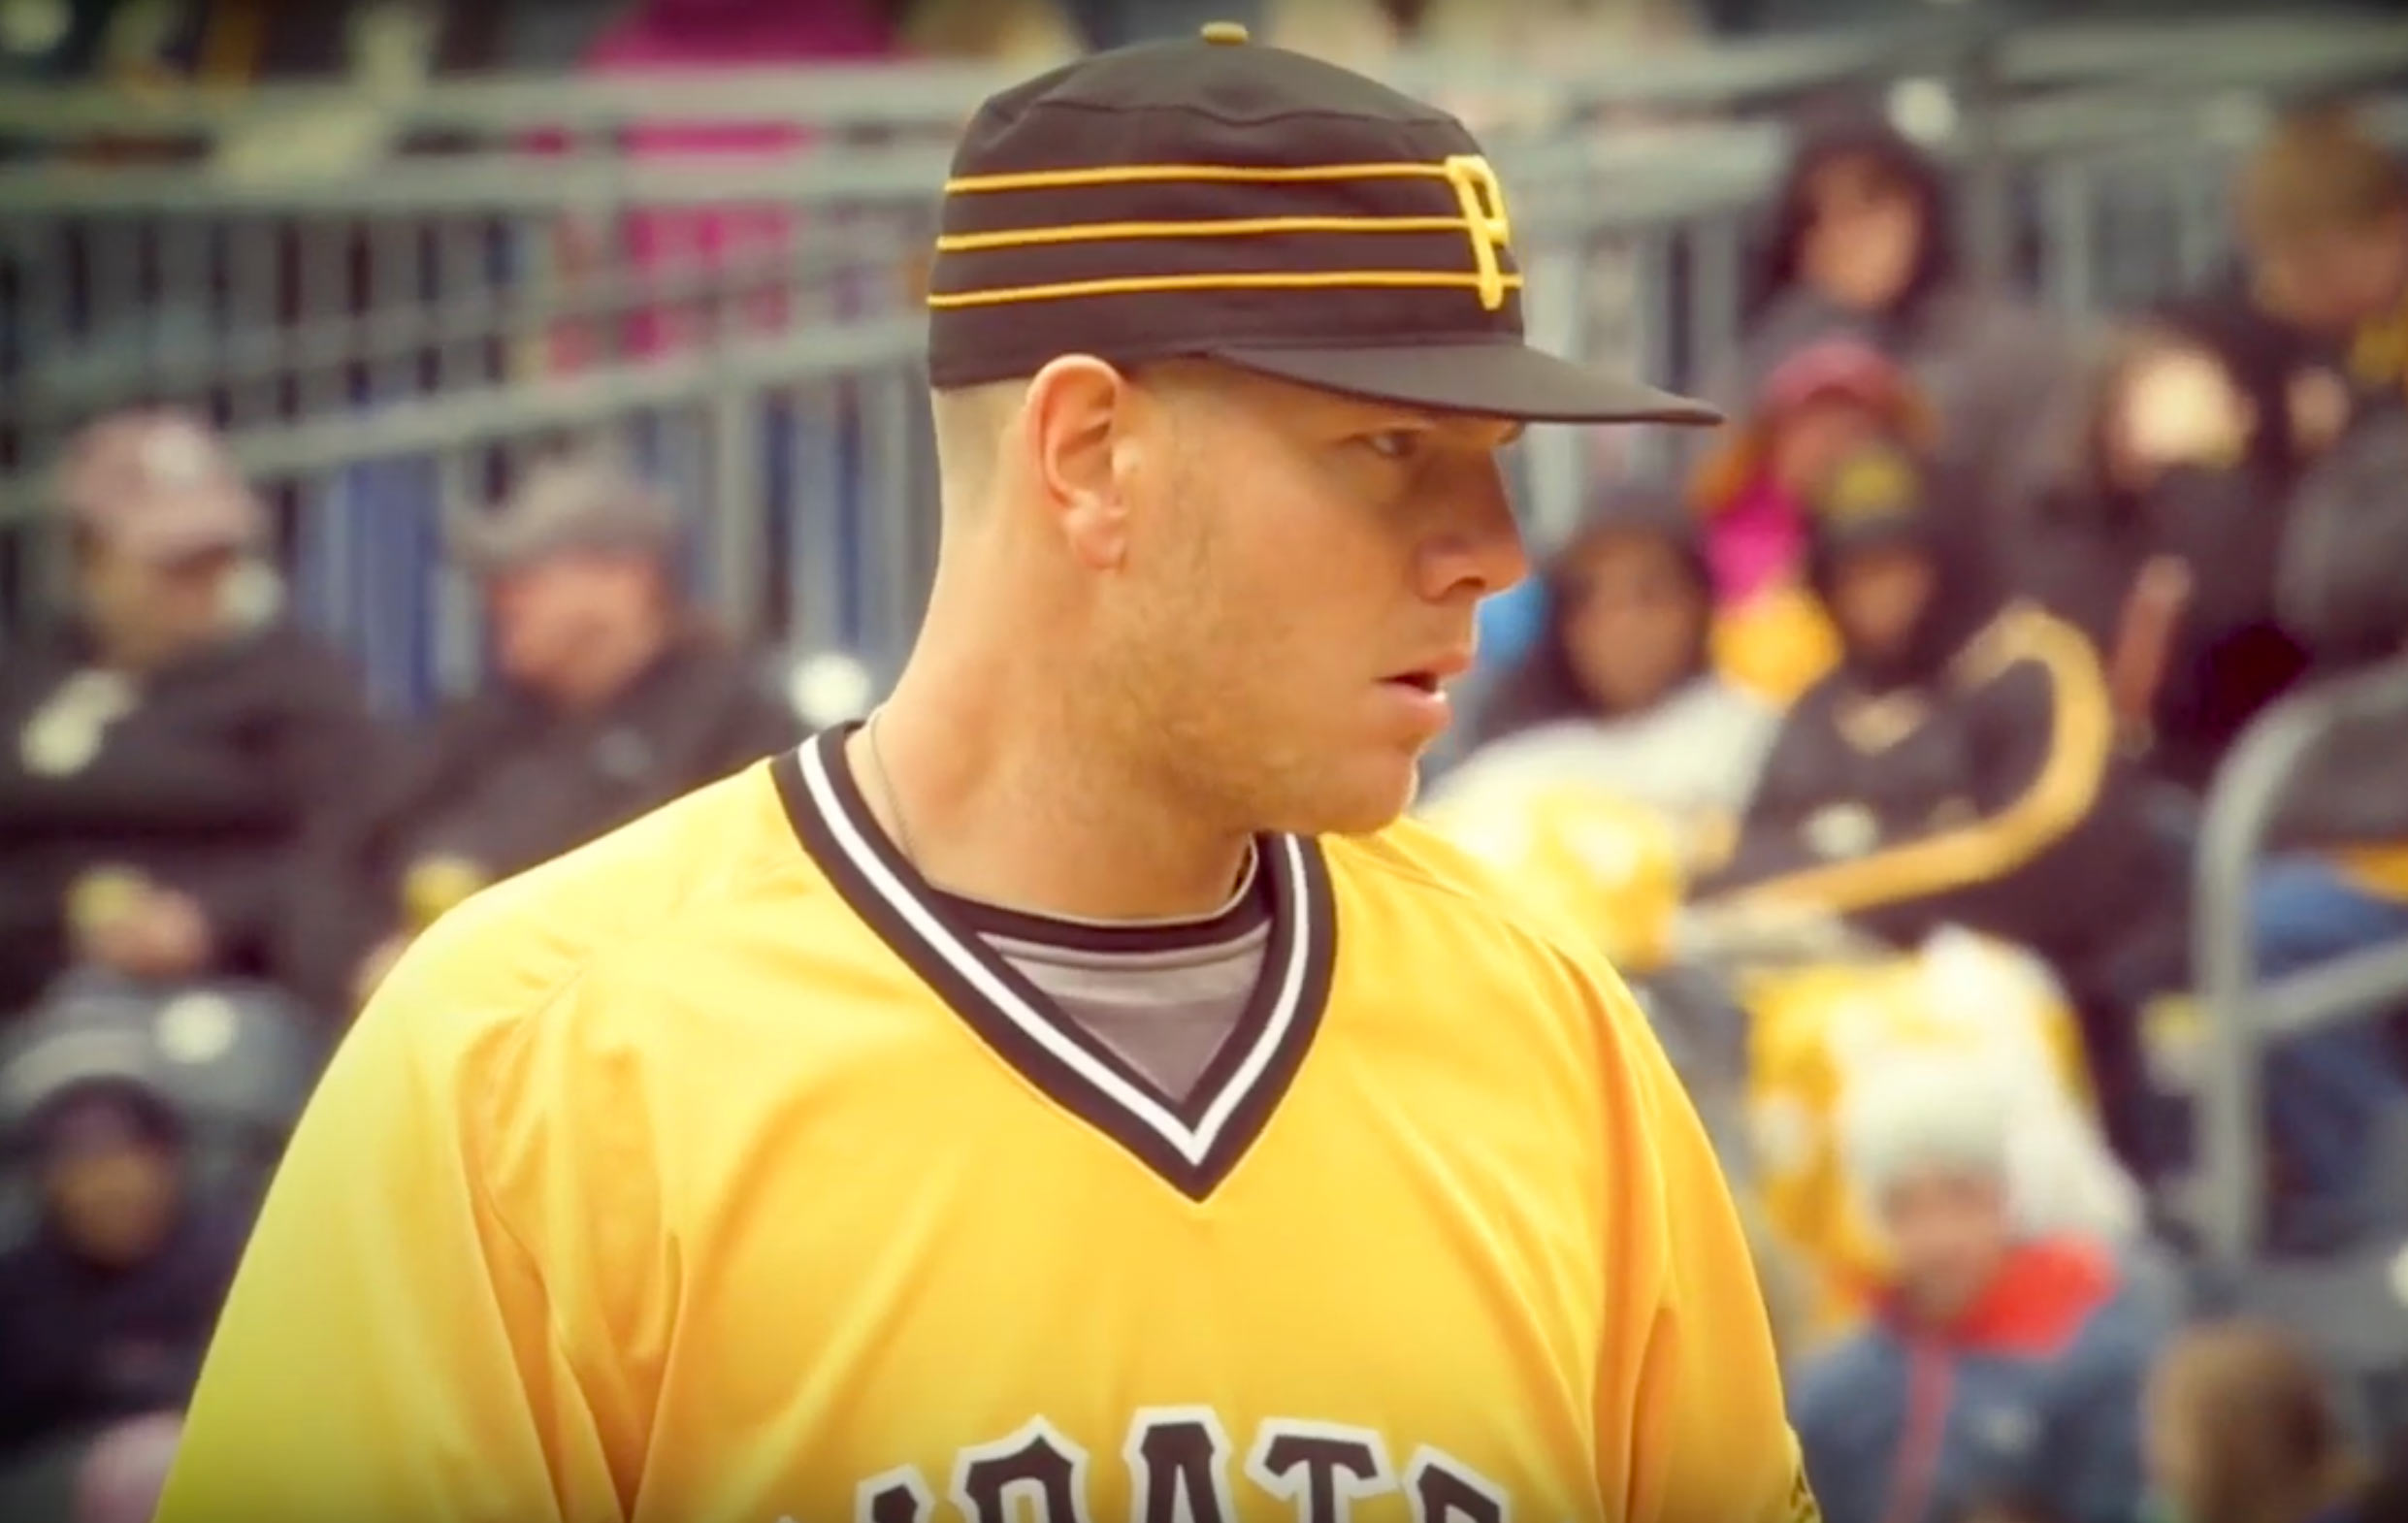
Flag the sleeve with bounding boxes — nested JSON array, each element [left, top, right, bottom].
[[0, 735, 289, 834], [1596, 965, 1819, 1523], [2277, 413, 2408, 662], [155, 936, 642, 1523], [1699, 613, 2118, 940]]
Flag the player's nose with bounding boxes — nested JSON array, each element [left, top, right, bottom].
[[1416, 457, 1527, 602]]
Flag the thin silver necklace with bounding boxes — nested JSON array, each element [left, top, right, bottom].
[[863, 707, 921, 867], [863, 709, 1255, 902]]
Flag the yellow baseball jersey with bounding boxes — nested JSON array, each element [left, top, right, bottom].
[[159, 730, 1810, 1523]]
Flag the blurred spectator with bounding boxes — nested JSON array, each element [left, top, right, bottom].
[[1693, 443, 2177, 1171], [1689, 337, 1930, 704], [0, 1079, 245, 1478], [297, 449, 803, 1010], [1437, 487, 1780, 857], [1790, 1056, 2164, 1523], [0, 410, 385, 1021], [2234, 104, 2408, 371], [2142, 1319, 2385, 1523], [545, 0, 898, 372], [2013, 298, 2327, 793], [1721, 113, 2072, 539]]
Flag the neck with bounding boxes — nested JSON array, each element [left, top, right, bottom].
[[850, 653, 1253, 924]]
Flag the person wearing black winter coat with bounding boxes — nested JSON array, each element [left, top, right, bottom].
[[281, 449, 805, 1016], [0, 410, 388, 1023], [1696, 442, 2180, 1170], [2010, 297, 2328, 793]]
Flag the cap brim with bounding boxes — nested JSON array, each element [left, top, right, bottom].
[[1210, 340, 1723, 427]]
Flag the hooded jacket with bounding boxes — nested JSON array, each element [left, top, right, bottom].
[[1715, 113, 2073, 549], [1790, 1239, 2165, 1523], [1697, 449, 2169, 969], [1685, 338, 1930, 704]]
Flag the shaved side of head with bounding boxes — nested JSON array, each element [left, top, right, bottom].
[[928, 380, 1030, 526]]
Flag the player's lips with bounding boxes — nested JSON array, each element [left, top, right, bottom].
[[1381, 649, 1475, 693], [1378, 651, 1474, 732]]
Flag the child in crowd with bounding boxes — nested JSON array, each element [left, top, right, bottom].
[[1790, 1055, 2165, 1523], [2143, 1319, 2392, 1523], [1688, 337, 1930, 704]]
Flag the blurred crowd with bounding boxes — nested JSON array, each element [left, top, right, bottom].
[[2, 6, 2408, 1522], [0, 418, 808, 1515], [1425, 96, 2408, 1523], [6, 0, 2383, 94]]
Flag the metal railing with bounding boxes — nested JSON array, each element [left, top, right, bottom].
[[2190, 655, 2408, 1272], [2, 16, 2403, 711]]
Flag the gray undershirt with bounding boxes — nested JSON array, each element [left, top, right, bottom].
[[989, 925, 1270, 1101], [973, 855, 1271, 1103]]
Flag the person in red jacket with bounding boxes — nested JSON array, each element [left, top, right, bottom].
[[1791, 1056, 2169, 1523]]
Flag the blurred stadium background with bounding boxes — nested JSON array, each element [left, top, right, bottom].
[[4, 1, 2408, 1520]]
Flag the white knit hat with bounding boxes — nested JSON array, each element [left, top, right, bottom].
[[1839, 1051, 2018, 1202]]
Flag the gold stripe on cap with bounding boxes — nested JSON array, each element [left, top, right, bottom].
[[935, 155, 1520, 313], [935, 214, 1472, 253], [942, 160, 1454, 195], [925, 268, 1526, 310]]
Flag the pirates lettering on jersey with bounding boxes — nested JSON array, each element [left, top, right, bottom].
[[953, 1418, 1090, 1523], [1246, 1422, 1393, 1523], [850, 1412, 1511, 1523], [1127, 1408, 1240, 1523]]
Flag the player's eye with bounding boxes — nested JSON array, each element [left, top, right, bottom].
[[1361, 430, 1425, 462]]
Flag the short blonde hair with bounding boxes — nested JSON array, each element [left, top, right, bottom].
[[2238, 104, 2408, 248]]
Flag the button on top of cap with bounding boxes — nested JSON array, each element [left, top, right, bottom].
[[1198, 20, 1250, 44]]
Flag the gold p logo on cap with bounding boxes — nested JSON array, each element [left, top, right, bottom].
[[1442, 154, 1514, 312], [1199, 20, 1250, 44]]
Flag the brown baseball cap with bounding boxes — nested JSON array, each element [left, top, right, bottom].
[[55, 409, 265, 562], [447, 450, 679, 575], [925, 22, 1720, 427]]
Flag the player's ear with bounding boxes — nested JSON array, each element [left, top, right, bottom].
[[1025, 353, 1134, 570]]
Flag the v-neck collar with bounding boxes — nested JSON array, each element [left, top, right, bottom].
[[770, 728, 1338, 1202]]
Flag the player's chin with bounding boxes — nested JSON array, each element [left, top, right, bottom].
[[1289, 749, 1426, 837]]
